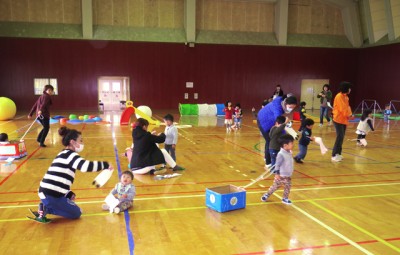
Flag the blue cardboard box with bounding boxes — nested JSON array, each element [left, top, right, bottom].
[[205, 185, 246, 213]]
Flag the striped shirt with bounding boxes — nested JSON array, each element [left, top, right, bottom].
[[39, 149, 109, 198]]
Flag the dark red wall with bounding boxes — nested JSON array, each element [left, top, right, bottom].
[[0, 37, 361, 111], [356, 43, 400, 109]]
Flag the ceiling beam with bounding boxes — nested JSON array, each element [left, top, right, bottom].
[[274, 0, 288, 45], [385, 0, 395, 40], [184, 0, 196, 43], [82, 0, 93, 39]]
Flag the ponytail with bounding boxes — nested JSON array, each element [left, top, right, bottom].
[[58, 127, 81, 146]]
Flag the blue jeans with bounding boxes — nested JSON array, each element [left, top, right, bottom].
[[165, 144, 176, 161], [41, 194, 81, 219], [269, 149, 279, 166], [257, 121, 271, 164], [320, 106, 331, 124], [295, 144, 308, 160]]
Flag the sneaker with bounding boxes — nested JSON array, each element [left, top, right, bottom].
[[261, 194, 269, 202], [113, 207, 121, 214], [294, 157, 303, 164], [172, 165, 185, 171], [282, 198, 292, 205], [39, 144, 47, 147], [101, 204, 110, 211], [337, 155, 344, 160], [331, 155, 341, 162], [319, 123, 323, 127], [27, 215, 52, 224]]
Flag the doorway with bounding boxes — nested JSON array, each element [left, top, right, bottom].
[[300, 79, 329, 111], [98, 76, 130, 111]]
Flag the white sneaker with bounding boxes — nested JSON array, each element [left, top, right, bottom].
[[319, 124, 323, 127], [337, 155, 344, 160], [113, 207, 121, 214], [331, 155, 341, 162]]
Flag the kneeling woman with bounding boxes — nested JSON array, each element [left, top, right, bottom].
[[29, 127, 113, 223], [131, 118, 184, 174]]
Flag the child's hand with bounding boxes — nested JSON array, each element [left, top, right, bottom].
[[121, 194, 128, 199], [151, 131, 157, 135], [172, 144, 176, 149], [108, 165, 114, 171], [252, 107, 255, 112]]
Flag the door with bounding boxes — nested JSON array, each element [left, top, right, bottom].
[[300, 79, 329, 111], [98, 77, 130, 111]]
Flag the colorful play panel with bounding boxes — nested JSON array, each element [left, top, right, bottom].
[[179, 103, 225, 116]]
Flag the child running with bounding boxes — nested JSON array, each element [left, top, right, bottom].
[[261, 134, 295, 205], [356, 109, 374, 146], [223, 101, 235, 132], [268, 116, 289, 168], [28, 127, 113, 223], [102, 170, 136, 214], [231, 103, 243, 130], [294, 118, 315, 163]]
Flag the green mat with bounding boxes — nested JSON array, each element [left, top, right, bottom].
[[179, 104, 199, 115]]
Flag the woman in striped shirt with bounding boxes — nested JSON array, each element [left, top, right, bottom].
[[29, 127, 113, 223]]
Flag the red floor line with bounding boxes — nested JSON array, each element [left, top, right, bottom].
[[294, 169, 326, 185], [2, 178, 400, 198], [234, 237, 400, 255], [214, 135, 326, 185], [0, 146, 41, 186]]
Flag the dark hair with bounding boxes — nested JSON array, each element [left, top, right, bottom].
[[300, 101, 306, 107], [43, 84, 54, 93], [0, 133, 8, 142], [121, 170, 134, 180], [276, 84, 281, 88], [278, 134, 294, 147], [135, 118, 149, 128], [285, 96, 298, 105], [323, 84, 330, 90], [225, 101, 231, 107], [339, 82, 352, 93], [275, 116, 286, 124], [385, 104, 390, 107], [262, 100, 269, 107], [58, 127, 81, 146], [361, 109, 373, 121], [235, 103, 241, 108], [164, 114, 174, 122], [304, 118, 315, 126]]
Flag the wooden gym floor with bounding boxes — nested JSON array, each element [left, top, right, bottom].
[[0, 110, 399, 255]]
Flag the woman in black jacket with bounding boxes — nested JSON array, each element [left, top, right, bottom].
[[130, 118, 184, 174]]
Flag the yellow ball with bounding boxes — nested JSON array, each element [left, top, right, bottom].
[[78, 116, 84, 120], [0, 97, 17, 121]]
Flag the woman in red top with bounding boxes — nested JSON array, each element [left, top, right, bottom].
[[28, 85, 54, 147], [223, 101, 234, 132]]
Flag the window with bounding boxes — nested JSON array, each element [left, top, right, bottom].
[[34, 78, 58, 95]]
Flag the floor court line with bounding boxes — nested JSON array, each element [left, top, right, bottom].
[[310, 201, 400, 253], [1, 181, 400, 203], [2, 169, 400, 195], [234, 237, 400, 255], [0, 146, 42, 186], [271, 193, 374, 255]]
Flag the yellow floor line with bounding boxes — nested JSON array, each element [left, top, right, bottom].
[[272, 193, 374, 255], [1, 192, 400, 223], [310, 200, 400, 253]]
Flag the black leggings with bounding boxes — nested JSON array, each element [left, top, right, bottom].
[[357, 134, 366, 142], [37, 117, 50, 145], [332, 122, 347, 156]]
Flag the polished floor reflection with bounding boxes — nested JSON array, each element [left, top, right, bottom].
[[0, 110, 399, 255]]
